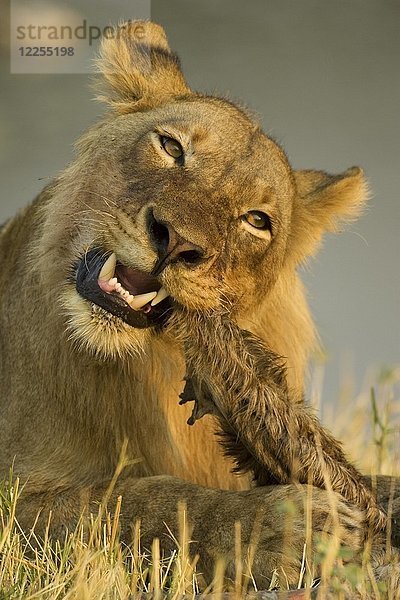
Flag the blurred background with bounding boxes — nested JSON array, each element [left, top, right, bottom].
[[1, 0, 399, 408]]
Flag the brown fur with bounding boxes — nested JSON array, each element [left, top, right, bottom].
[[172, 309, 387, 532], [0, 20, 396, 587]]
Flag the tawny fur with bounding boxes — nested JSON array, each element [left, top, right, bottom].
[[172, 308, 387, 532], [0, 20, 397, 589]]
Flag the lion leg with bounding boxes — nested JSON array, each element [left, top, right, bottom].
[[14, 475, 389, 589], [362, 475, 400, 547], [180, 378, 400, 549]]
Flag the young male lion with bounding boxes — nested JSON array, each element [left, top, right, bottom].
[[0, 20, 398, 587]]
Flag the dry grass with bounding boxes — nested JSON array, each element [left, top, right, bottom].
[[313, 363, 400, 477], [0, 364, 399, 599]]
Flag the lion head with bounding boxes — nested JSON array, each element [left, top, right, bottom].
[[35, 21, 368, 364]]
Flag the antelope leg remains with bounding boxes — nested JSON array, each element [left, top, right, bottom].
[[170, 308, 387, 533]]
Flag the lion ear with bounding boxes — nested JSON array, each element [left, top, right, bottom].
[[288, 166, 369, 263], [96, 20, 190, 113]]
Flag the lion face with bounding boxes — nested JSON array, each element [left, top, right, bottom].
[[75, 98, 293, 312], [39, 22, 367, 358]]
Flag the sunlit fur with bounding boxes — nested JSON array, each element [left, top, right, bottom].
[[171, 308, 387, 530], [0, 21, 389, 588]]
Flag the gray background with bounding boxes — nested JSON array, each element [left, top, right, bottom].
[[1, 0, 399, 406]]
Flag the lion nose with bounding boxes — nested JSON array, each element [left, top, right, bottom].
[[147, 209, 205, 275]]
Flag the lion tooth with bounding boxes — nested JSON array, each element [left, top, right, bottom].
[[98, 279, 115, 293], [99, 253, 116, 281], [127, 291, 157, 310], [150, 286, 169, 306]]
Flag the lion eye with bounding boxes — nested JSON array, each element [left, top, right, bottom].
[[242, 210, 271, 231], [160, 136, 184, 161]]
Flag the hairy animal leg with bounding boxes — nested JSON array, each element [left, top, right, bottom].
[[15, 474, 377, 589], [170, 309, 387, 533]]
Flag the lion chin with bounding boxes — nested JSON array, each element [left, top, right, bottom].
[[61, 287, 152, 360], [62, 245, 224, 360], [59, 248, 171, 359]]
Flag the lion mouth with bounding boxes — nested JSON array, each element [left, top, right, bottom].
[[75, 249, 172, 329]]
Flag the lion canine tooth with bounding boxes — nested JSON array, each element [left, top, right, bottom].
[[98, 253, 116, 281], [127, 291, 157, 310], [151, 287, 169, 306]]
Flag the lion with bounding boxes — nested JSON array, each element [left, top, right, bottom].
[[0, 20, 398, 589]]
